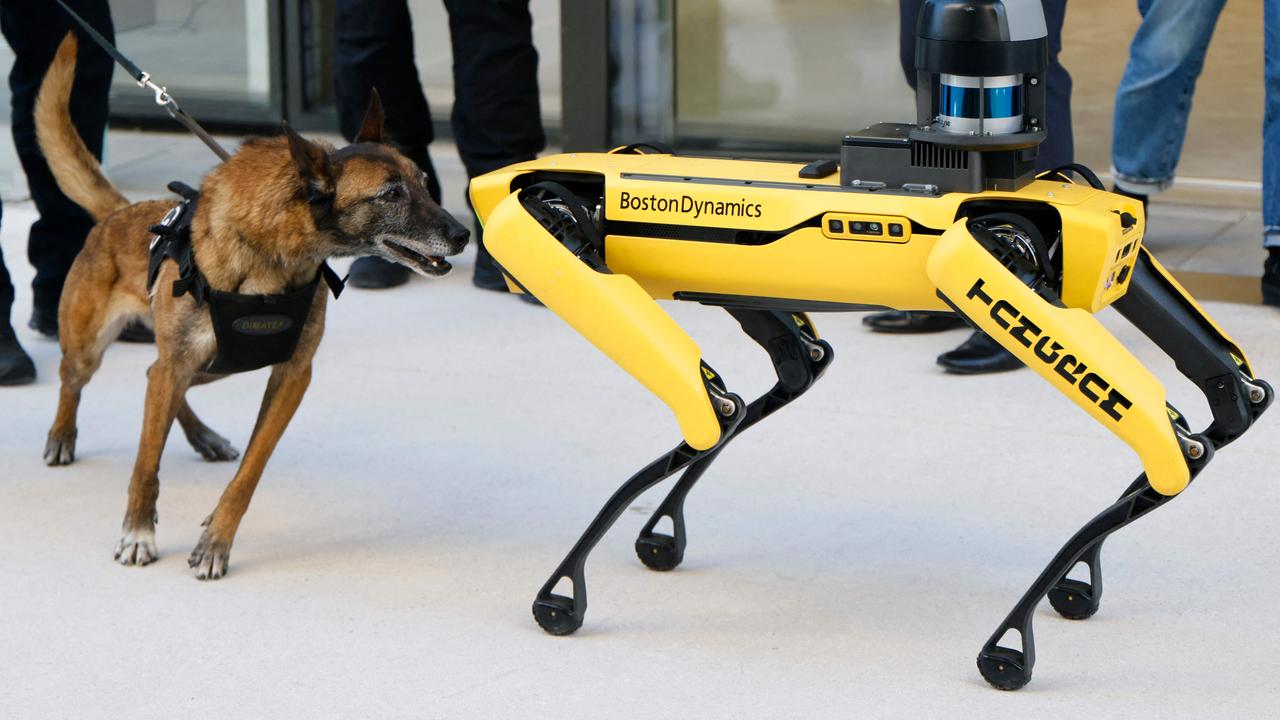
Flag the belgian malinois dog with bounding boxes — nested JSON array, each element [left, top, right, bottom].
[[36, 34, 469, 579]]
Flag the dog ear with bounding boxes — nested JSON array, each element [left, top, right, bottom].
[[284, 121, 334, 204], [354, 88, 385, 144]]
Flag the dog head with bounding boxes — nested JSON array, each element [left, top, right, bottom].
[[284, 91, 469, 277]]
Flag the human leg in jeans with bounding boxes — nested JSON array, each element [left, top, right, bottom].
[[443, 0, 546, 290], [1110, 0, 1226, 198], [1263, 0, 1280, 305]]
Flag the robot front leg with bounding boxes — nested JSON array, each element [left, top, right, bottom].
[[928, 216, 1272, 689], [1044, 248, 1274, 622], [634, 309, 833, 571]]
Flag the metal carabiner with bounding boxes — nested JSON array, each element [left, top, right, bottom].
[[136, 72, 176, 111]]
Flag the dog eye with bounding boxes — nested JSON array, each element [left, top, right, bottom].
[[378, 187, 403, 202]]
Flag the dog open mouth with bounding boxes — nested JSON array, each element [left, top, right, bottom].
[[384, 239, 452, 276]]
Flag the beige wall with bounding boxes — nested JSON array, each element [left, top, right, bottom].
[[1064, 0, 1264, 183]]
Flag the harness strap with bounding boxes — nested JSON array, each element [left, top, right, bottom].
[[147, 185, 345, 306]]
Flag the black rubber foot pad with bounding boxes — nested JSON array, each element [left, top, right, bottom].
[[977, 647, 1032, 690], [635, 533, 683, 571], [532, 595, 583, 636], [1048, 578, 1100, 620]]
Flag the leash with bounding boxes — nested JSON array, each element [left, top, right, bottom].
[[54, 0, 232, 162]]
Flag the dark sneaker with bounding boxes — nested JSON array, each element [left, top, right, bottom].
[[349, 256, 411, 289], [862, 310, 968, 334], [28, 305, 58, 338], [0, 325, 36, 386], [1112, 185, 1149, 212], [936, 331, 1024, 375], [1263, 250, 1280, 307], [472, 234, 511, 291]]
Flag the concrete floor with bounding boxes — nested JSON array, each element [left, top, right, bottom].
[[2, 131, 1279, 718]]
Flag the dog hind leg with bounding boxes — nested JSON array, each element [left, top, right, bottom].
[[176, 374, 240, 462], [46, 284, 139, 466]]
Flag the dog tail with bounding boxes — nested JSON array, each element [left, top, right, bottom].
[[35, 33, 129, 222]]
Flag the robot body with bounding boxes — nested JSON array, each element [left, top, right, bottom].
[[468, 0, 1271, 690]]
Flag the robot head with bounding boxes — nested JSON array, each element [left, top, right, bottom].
[[914, 0, 1048, 145]]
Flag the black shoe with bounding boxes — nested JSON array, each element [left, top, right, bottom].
[[936, 331, 1024, 375], [0, 325, 36, 386], [1112, 185, 1149, 212], [863, 310, 968, 334], [1264, 249, 1280, 307], [28, 305, 58, 338], [472, 270, 511, 292], [472, 236, 511, 291], [117, 319, 156, 344], [349, 256, 411, 289]]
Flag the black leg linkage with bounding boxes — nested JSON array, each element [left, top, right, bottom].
[[1044, 252, 1279, 628], [1045, 475, 1146, 621], [977, 444, 1212, 690], [532, 310, 831, 637], [978, 248, 1275, 690], [635, 309, 833, 571], [532, 380, 746, 636]]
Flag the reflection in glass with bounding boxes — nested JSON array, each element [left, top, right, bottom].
[[108, 0, 271, 106]]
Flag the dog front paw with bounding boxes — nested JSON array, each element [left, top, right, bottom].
[[186, 428, 240, 463], [114, 528, 158, 566], [188, 529, 231, 580], [44, 431, 77, 466]]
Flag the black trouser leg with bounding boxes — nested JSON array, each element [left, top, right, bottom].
[[1039, 0, 1074, 168], [0, 202, 11, 326], [1, 0, 114, 318], [443, 0, 546, 282], [333, 0, 441, 202]]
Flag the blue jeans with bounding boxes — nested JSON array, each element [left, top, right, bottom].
[[1112, 0, 1280, 248]]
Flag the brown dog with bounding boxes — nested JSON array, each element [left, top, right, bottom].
[[36, 34, 468, 579]]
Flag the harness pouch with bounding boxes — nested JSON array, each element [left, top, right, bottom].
[[148, 181, 344, 375], [205, 279, 321, 374]]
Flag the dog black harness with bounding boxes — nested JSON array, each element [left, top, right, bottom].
[[147, 182, 345, 374]]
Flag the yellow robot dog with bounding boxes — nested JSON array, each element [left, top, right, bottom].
[[471, 0, 1271, 690]]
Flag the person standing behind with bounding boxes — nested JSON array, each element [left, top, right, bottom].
[[0, 0, 114, 385], [860, 0, 1075, 374], [333, 0, 546, 291], [1107, 0, 1280, 307]]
